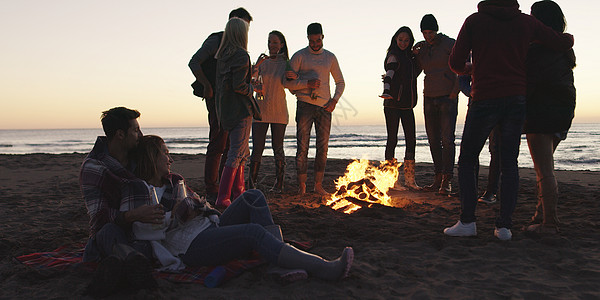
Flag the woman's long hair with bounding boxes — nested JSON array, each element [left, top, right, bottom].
[[531, 0, 566, 33], [135, 135, 165, 182], [386, 26, 415, 55], [269, 30, 289, 60], [215, 17, 249, 59], [531, 0, 575, 68]]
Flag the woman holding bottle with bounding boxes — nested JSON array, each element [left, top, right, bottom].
[[380, 26, 422, 190], [128, 135, 354, 282], [248, 30, 297, 192]]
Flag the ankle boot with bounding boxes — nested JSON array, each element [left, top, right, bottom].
[[314, 171, 329, 195], [423, 173, 442, 192], [265, 225, 307, 282], [277, 244, 353, 281], [297, 173, 307, 195], [403, 159, 421, 191], [231, 164, 246, 201], [248, 161, 260, 189], [270, 160, 285, 193], [439, 174, 452, 195], [539, 176, 560, 226], [216, 166, 237, 208]]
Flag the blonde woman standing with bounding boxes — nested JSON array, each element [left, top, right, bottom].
[[214, 18, 254, 208]]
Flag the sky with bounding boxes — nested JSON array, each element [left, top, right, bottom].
[[1, 0, 597, 129]]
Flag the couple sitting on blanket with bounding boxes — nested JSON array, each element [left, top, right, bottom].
[[80, 107, 353, 297]]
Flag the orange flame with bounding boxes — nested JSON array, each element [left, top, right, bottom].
[[326, 159, 401, 214]]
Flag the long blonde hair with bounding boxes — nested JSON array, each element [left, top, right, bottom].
[[215, 17, 249, 59]]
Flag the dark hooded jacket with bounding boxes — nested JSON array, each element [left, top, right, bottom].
[[449, 0, 574, 101], [523, 43, 576, 134]]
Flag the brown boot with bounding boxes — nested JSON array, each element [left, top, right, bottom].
[[539, 176, 560, 226], [403, 159, 422, 191], [438, 174, 452, 195], [423, 173, 442, 192], [248, 161, 260, 189], [314, 171, 329, 195], [270, 160, 285, 193], [297, 173, 307, 195]]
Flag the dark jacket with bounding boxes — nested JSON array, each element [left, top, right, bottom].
[[449, 1, 574, 101], [415, 33, 459, 98], [215, 48, 253, 131], [383, 49, 420, 109], [189, 32, 223, 98], [523, 45, 576, 134]]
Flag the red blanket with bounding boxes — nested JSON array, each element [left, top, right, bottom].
[[14, 243, 263, 285], [14, 240, 312, 286]]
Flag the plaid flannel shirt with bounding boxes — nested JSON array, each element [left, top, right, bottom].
[[79, 137, 151, 237]]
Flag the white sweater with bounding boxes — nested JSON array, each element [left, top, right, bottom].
[[286, 46, 345, 107]]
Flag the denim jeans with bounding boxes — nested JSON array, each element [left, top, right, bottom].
[[295, 101, 332, 174], [384, 107, 416, 161], [225, 116, 252, 168], [423, 96, 458, 175], [250, 122, 287, 164], [458, 96, 526, 229], [182, 189, 281, 267], [205, 97, 230, 194]]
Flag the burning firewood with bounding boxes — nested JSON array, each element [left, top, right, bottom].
[[326, 159, 401, 214]]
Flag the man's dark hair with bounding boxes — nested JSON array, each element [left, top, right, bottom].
[[229, 7, 252, 22], [101, 107, 140, 140]]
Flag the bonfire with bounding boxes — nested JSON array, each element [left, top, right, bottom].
[[325, 159, 402, 214]]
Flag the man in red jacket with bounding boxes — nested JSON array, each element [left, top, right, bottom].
[[444, 0, 573, 240]]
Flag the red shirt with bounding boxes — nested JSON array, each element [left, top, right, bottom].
[[449, 1, 573, 101]]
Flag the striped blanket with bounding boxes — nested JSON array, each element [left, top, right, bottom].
[[14, 243, 263, 285], [14, 240, 312, 285]]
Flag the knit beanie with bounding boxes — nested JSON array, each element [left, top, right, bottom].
[[420, 14, 439, 31], [307, 23, 323, 35]]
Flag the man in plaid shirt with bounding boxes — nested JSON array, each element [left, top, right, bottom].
[[80, 107, 162, 296]]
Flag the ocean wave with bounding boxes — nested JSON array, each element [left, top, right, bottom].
[[0, 144, 13, 148]]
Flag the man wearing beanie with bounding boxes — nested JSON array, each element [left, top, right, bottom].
[[444, 0, 574, 240], [413, 14, 460, 196], [286, 22, 345, 195]]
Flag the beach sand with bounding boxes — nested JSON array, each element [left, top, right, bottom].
[[1, 153, 599, 299]]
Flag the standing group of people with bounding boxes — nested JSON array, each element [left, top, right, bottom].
[[78, 0, 575, 296], [189, 8, 345, 208], [381, 0, 575, 241]]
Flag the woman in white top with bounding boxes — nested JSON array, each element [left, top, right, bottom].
[[130, 135, 354, 282], [248, 30, 297, 192]]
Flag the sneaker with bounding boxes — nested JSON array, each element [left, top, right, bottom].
[[443, 221, 477, 237], [478, 192, 497, 204], [494, 227, 512, 240]]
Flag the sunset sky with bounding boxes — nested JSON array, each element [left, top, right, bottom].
[[1, 0, 597, 129]]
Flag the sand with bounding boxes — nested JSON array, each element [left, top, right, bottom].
[[1, 153, 599, 299]]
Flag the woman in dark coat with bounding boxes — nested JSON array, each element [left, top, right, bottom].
[[380, 26, 422, 190], [524, 0, 576, 233]]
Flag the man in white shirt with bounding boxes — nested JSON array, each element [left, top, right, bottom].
[[287, 23, 345, 195]]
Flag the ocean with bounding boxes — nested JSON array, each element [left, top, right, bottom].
[[1, 124, 598, 171]]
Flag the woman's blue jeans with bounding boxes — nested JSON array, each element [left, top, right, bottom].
[[458, 96, 526, 229], [225, 116, 252, 168], [182, 189, 282, 267]]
